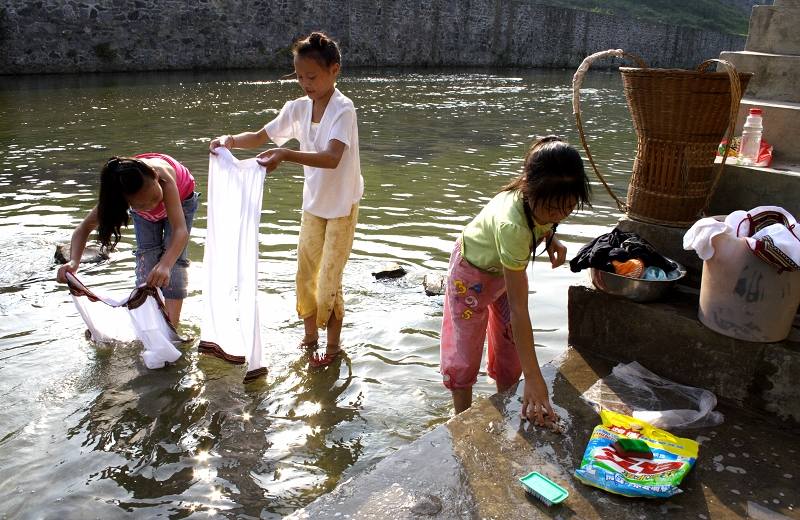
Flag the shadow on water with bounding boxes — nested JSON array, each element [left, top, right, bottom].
[[17, 339, 365, 518], [56, 345, 274, 517]]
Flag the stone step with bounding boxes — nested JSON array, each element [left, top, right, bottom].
[[745, 5, 800, 55], [732, 97, 800, 163], [709, 161, 800, 218], [568, 283, 800, 426], [720, 50, 800, 103], [290, 346, 800, 519], [774, 0, 800, 7]]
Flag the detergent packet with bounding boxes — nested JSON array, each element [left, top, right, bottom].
[[574, 410, 699, 498]]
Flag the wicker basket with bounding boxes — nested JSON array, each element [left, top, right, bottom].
[[572, 50, 751, 227]]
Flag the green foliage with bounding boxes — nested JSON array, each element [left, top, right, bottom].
[[537, 0, 750, 35]]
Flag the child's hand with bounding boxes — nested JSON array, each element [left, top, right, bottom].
[[209, 135, 234, 155], [521, 376, 558, 427], [546, 236, 567, 268], [56, 260, 79, 283], [256, 148, 286, 172], [146, 262, 171, 288]]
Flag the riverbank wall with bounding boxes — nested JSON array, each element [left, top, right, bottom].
[[1, 0, 745, 75]]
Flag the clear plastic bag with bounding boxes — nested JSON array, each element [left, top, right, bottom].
[[581, 361, 724, 429]]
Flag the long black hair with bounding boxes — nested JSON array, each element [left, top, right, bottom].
[[501, 136, 591, 215], [96, 157, 156, 252]]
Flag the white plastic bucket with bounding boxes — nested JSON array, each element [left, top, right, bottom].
[[698, 231, 800, 342]]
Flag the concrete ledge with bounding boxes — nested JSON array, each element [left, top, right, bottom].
[[568, 283, 800, 425], [745, 6, 800, 55], [290, 348, 800, 519], [720, 51, 800, 103], [709, 162, 800, 218]]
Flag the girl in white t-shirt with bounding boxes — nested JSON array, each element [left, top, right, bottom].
[[209, 32, 363, 367]]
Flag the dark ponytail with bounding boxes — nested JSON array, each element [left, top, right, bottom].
[[96, 157, 156, 252], [292, 31, 341, 68], [501, 136, 591, 212]]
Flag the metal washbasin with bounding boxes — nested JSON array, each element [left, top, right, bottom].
[[589, 260, 686, 302]]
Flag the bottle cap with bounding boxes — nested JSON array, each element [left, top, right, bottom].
[[749, 108, 763, 116]]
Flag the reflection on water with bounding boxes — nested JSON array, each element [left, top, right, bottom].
[[0, 68, 632, 516]]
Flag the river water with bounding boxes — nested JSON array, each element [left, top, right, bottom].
[[0, 68, 633, 518]]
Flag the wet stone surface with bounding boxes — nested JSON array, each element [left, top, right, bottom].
[[410, 494, 443, 515], [54, 243, 109, 264], [422, 272, 446, 296], [285, 425, 475, 519], [293, 347, 800, 519]]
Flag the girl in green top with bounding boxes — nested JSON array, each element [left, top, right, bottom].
[[439, 136, 591, 427]]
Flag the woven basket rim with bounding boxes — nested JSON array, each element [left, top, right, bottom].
[[619, 67, 753, 78]]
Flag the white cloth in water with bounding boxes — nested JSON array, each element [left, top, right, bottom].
[[66, 272, 183, 369], [684, 205, 800, 270], [201, 148, 267, 380]]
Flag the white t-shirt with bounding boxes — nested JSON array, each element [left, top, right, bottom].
[[264, 88, 364, 219]]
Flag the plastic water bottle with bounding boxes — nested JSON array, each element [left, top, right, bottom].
[[738, 108, 763, 166]]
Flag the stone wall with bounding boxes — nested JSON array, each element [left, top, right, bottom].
[[0, 0, 745, 74]]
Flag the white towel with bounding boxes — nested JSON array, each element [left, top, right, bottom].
[[684, 206, 800, 270], [66, 272, 183, 369], [682, 217, 729, 260], [200, 148, 267, 381]]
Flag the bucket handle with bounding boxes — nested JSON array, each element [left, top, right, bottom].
[[696, 59, 743, 216], [572, 49, 648, 213]]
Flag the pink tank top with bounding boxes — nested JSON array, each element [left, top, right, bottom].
[[133, 153, 196, 222]]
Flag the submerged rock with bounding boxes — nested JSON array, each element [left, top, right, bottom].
[[410, 493, 443, 515], [372, 262, 407, 280], [54, 243, 109, 265], [423, 272, 446, 296]]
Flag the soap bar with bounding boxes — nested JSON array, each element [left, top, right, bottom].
[[612, 438, 653, 459]]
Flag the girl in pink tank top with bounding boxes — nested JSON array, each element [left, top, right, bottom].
[[133, 153, 195, 222], [56, 154, 199, 326]]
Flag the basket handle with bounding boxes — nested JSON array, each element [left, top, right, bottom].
[[572, 50, 648, 213], [697, 59, 743, 216]]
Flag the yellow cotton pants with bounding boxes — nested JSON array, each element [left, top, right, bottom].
[[296, 204, 359, 329]]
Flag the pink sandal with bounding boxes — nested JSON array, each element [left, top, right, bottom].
[[308, 346, 343, 367]]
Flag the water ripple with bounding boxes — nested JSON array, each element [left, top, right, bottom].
[[0, 67, 630, 517]]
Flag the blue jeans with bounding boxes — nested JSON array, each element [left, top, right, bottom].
[[131, 192, 199, 299]]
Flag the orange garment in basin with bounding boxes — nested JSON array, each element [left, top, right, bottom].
[[612, 258, 645, 278]]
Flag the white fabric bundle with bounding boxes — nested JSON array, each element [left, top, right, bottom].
[[66, 272, 183, 369], [200, 148, 267, 381], [684, 205, 800, 270]]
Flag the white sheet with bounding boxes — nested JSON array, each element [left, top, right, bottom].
[[201, 148, 267, 380], [66, 272, 183, 369]]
